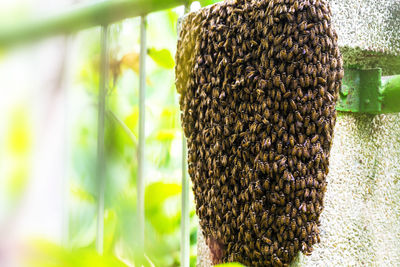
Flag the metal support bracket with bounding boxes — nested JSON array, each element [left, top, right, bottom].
[[337, 68, 400, 114]]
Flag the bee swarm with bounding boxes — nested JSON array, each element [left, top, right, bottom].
[[175, 0, 343, 266]]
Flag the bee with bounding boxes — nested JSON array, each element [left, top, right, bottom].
[[276, 142, 283, 154], [287, 62, 296, 74], [263, 178, 271, 190], [300, 227, 307, 240], [277, 232, 284, 244], [317, 77, 327, 85], [243, 244, 251, 255], [286, 98, 297, 111], [297, 87, 304, 98], [308, 202, 315, 214], [310, 134, 319, 143], [295, 111, 303, 121], [281, 182, 291, 194], [272, 162, 279, 173], [271, 204, 277, 214], [280, 49, 287, 61], [304, 74, 311, 87], [273, 254, 283, 267], [284, 243, 294, 258], [296, 133, 305, 144], [274, 35, 284, 46], [298, 20, 306, 32], [293, 0, 299, 11], [321, 52, 327, 65]]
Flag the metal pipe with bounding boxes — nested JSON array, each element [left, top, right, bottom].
[[337, 68, 400, 114], [96, 24, 109, 255], [381, 75, 400, 114], [137, 15, 146, 254], [0, 0, 186, 48], [181, 136, 190, 267], [180, 4, 191, 267]]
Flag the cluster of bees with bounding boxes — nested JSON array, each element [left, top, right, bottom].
[[176, 0, 343, 266]]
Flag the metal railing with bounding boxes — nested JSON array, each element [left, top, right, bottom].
[[0, 0, 189, 48], [0, 0, 192, 266]]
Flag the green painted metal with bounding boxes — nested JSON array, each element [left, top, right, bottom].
[[137, 15, 146, 255], [337, 68, 400, 114], [180, 6, 190, 267], [0, 0, 188, 48], [338, 68, 382, 113], [381, 75, 400, 113], [96, 24, 109, 255]]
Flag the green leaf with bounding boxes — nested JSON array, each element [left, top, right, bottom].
[[148, 48, 175, 69], [215, 263, 245, 267], [124, 107, 139, 135], [145, 182, 181, 234], [7, 106, 32, 155], [199, 0, 223, 7], [145, 182, 181, 211], [28, 240, 128, 267], [155, 129, 177, 142], [104, 209, 117, 253], [159, 106, 179, 129], [70, 183, 95, 203]]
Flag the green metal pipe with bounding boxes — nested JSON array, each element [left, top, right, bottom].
[[96, 24, 109, 255], [180, 5, 191, 266], [0, 0, 188, 48], [337, 68, 400, 114], [381, 75, 400, 113], [137, 14, 146, 255], [337, 68, 382, 113]]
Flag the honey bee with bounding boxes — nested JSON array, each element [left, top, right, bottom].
[[295, 111, 303, 121], [273, 254, 283, 267]]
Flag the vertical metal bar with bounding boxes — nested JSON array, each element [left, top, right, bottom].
[[138, 15, 147, 252], [181, 136, 190, 267], [61, 36, 72, 249], [181, 4, 190, 267], [96, 25, 109, 255], [184, 4, 190, 16]]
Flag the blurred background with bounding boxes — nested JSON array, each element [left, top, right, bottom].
[[0, 0, 222, 266]]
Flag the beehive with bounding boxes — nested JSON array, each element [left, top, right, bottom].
[[175, 0, 343, 265]]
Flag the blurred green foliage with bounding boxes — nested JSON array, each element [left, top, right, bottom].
[[57, 8, 195, 267], [215, 263, 245, 267], [57, 5, 203, 267], [199, 0, 223, 6], [148, 48, 175, 69], [5, 106, 31, 200], [28, 240, 128, 267]]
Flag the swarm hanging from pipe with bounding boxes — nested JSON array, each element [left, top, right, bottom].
[[176, 0, 343, 266]]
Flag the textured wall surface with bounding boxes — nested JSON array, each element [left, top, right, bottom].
[[198, 230, 213, 267], [198, 113, 400, 266], [328, 0, 400, 55], [329, 0, 400, 76]]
